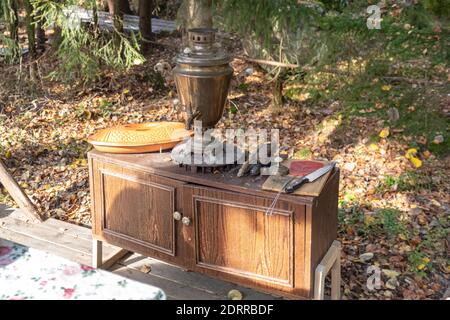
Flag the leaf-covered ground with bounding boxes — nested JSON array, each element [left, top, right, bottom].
[[1, 18, 449, 300]]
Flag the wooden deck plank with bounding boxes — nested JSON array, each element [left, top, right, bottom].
[[0, 204, 28, 220], [43, 218, 92, 241], [0, 207, 120, 263], [0, 217, 93, 254], [120, 254, 281, 300], [2, 216, 95, 249], [43, 218, 127, 253], [110, 264, 219, 300], [0, 226, 92, 265]]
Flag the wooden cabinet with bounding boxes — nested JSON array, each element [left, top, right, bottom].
[[88, 150, 339, 299]]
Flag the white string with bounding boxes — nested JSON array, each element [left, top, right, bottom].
[[265, 177, 294, 216]]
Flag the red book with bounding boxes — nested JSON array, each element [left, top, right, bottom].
[[289, 160, 324, 177]]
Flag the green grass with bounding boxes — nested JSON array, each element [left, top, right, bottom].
[[98, 99, 114, 119], [376, 171, 433, 193], [407, 215, 448, 276], [361, 208, 409, 240], [339, 202, 410, 240], [338, 203, 366, 236], [379, 209, 408, 239], [293, 148, 312, 159], [237, 82, 249, 92], [408, 250, 431, 277], [75, 103, 86, 120], [142, 70, 166, 92]]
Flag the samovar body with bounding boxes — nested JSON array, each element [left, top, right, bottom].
[[173, 28, 233, 129]]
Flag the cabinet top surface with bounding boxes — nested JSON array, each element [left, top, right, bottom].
[[88, 150, 338, 204]]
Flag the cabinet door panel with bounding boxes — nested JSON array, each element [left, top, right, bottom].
[[90, 160, 189, 264], [196, 197, 292, 285], [101, 170, 175, 255], [187, 186, 305, 292]]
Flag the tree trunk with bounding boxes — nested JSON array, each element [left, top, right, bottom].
[[178, 0, 213, 29], [105, 0, 112, 11], [108, 0, 132, 15], [119, 0, 133, 14], [36, 22, 46, 52], [9, 0, 19, 43], [271, 77, 283, 114], [52, 26, 62, 49], [33, 0, 47, 51], [49, 0, 62, 49], [92, 0, 100, 37], [178, 0, 213, 48], [23, 0, 38, 82], [111, 0, 126, 32], [9, 0, 20, 60], [139, 0, 153, 53]]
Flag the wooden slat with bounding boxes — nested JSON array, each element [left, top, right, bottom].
[[122, 254, 228, 295], [0, 207, 119, 248], [0, 208, 120, 264], [0, 159, 43, 222], [0, 226, 91, 265], [44, 218, 92, 241], [43, 218, 125, 255], [120, 254, 281, 300], [92, 238, 103, 268], [0, 217, 93, 254], [0, 204, 27, 219], [101, 248, 130, 270], [111, 264, 219, 300]]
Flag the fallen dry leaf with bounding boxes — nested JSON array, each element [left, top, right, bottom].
[[379, 128, 390, 139]]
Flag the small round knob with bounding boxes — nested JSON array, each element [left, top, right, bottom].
[[181, 216, 191, 226], [173, 211, 182, 221]]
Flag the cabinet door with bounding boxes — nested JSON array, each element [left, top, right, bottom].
[[90, 160, 189, 265], [184, 185, 307, 296]]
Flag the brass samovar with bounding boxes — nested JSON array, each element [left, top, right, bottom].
[[173, 28, 233, 130], [171, 28, 237, 168]]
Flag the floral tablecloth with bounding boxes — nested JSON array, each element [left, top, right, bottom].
[[0, 239, 166, 300]]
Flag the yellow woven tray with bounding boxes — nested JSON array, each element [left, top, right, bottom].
[[88, 122, 193, 154]]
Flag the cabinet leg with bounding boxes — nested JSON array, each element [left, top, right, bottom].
[[330, 248, 341, 300], [314, 266, 326, 300], [314, 240, 341, 300], [92, 239, 103, 268]]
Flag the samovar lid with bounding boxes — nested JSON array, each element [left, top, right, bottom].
[[175, 28, 232, 66]]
